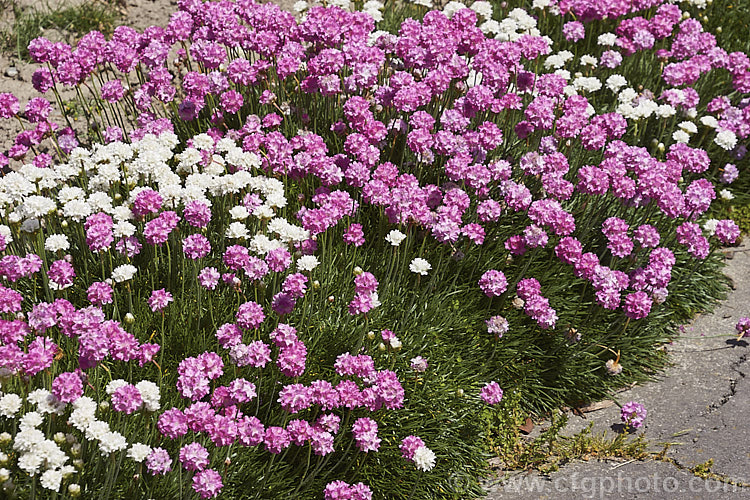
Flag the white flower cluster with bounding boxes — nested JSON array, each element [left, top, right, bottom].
[[480, 8, 543, 41], [68, 396, 129, 457], [0, 131, 312, 274], [12, 410, 75, 491]]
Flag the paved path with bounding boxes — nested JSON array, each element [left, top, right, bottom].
[[484, 241, 750, 499]]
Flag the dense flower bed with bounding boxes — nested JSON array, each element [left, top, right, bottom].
[[0, 0, 747, 497]]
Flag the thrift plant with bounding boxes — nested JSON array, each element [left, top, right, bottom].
[[0, 0, 747, 498]]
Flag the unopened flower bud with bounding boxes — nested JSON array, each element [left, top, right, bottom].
[[61, 220, 68, 228], [353, 266, 363, 276], [327, 296, 334, 303], [312, 280, 320, 290], [68, 484, 81, 497], [99, 401, 110, 412], [71, 443, 81, 457], [124, 313, 135, 324], [0, 469, 9, 482], [0, 433, 11, 445], [456, 389, 464, 397], [0, 452, 7, 465], [367, 331, 376, 340], [378, 342, 386, 351], [73, 459, 84, 470], [54, 432, 66, 445]]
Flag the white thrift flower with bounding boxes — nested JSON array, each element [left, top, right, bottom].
[[230, 205, 250, 220], [192, 133, 215, 151], [88, 192, 115, 213], [580, 54, 598, 67], [17, 452, 44, 475], [19, 411, 44, 430], [443, 1, 466, 18], [112, 205, 134, 222], [127, 443, 152, 463], [700, 116, 719, 128], [0, 225, 12, 245], [112, 265, 137, 283], [99, 431, 128, 456], [598, 33, 617, 46], [253, 204, 275, 219], [62, 199, 92, 221], [226, 222, 249, 239], [715, 129, 738, 150], [409, 258, 432, 276], [672, 130, 690, 143], [0, 393, 22, 417], [297, 255, 320, 272], [479, 19, 500, 35], [114, 221, 136, 239], [655, 104, 676, 118], [293, 0, 308, 12], [45, 234, 70, 252], [573, 76, 602, 93], [40, 468, 63, 491], [413, 446, 436, 471], [22, 195, 56, 218], [470, 0, 493, 19], [720, 189, 734, 201], [607, 75, 628, 93], [135, 381, 161, 412], [57, 186, 86, 204], [385, 230, 407, 246], [678, 121, 698, 134]]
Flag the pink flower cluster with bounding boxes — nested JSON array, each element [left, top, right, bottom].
[[324, 480, 373, 500], [517, 278, 557, 330], [349, 271, 379, 315]]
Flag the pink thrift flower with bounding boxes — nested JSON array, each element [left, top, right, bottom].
[[148, 288, 173, 312], [621, 401, 646, 429], [183, 234, 211, 259], [51, 371, 83, 403], [343, 223, 365, 246], [236, 301, 265, 330], [198, 267, 220, 289], [478, 270, 507, 297], [735, 317, 750, 337], [180, 442, 210, 471], [112, 384, 143, 414], [193, 469, 223, 499], [400, 435, 425, 461], [87, 281, 113, 306], [265, 247, 291, 272], [480, 381, 503, 405], [352, 417, 380, 452], [146, 448, 172, 475]]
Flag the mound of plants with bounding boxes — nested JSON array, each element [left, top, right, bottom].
[[0, 0, 746, 497]]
